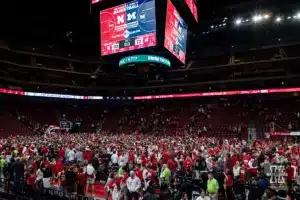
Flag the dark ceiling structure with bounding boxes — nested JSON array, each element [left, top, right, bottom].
[[1, 0, 300, 96]]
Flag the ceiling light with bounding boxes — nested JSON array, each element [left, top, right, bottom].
[[253, 15, 263, 22], [275, 17, 282, 22], [297, 13, 300, 18], [263, 14, 270, 19], [210, 25, 214, 29], [235, 19, 242, 25]]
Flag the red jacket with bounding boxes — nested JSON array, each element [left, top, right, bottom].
[[77, 173, 86, 186], [84, 151, 93, 161]]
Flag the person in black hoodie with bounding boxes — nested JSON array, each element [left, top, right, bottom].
[[65, 166, 76, 193], [246, 179, 265, 200], [12, 157, 24, 187], [213, 167, 225, 200], [184, 168, 193, 199], [197, 156, 207, 171], [233, 177, 245, 200]]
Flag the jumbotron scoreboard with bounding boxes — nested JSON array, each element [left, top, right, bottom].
[[100, 0, 156, 55], [95, 0, 197, 65]]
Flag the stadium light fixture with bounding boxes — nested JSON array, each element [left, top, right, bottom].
[[235, 19, 242, 25], [263, 14, 270, 19], [275, 17, 282, 22], [253, 15, 263, 22], [297, 13, 300, 18]]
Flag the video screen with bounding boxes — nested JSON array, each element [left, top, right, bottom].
[[185, 0, 198, 22], [164, 0, 188, 64], [100, 0, 156, 56]]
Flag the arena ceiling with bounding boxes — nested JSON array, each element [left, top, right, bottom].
[[1, 0, 300, 96], [4, 0, 300, 56]]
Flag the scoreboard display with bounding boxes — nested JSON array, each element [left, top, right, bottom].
[[185, 0, 198, 22], [164, 0, 188, 64], [100, 0, 156, 56]]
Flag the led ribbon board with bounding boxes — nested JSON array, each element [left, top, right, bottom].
[[119, 55, 171, 67]]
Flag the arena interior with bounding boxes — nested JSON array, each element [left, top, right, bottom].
[[2, 0, 300, 199]]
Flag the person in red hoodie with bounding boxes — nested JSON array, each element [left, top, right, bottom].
[[162, 150, 170, 162], [135, 164, 143, 182], [58, 147, 65, 160], [146, 164, 157, 186], [231, 154, 237, 168], [167, 156, 177, 173], [286, 162, 295, 195], [55, 158, 64, 175], [84, 147, 93, 162], [26, 168, 35, 195], [240, 163, 247, 182], [224, 169, 234, 200], [76, 168, 86, 196]]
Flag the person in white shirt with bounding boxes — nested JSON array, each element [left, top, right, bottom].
[[85, 161, 96, 196], [68, 149, 75, 162], [233, 162, 241, 178], [111, 151, 118, 166], [75, 149, 83, 162], [118, 152, 128, 167], [196, 190, 211, 200], [126, 171, 141, 200]]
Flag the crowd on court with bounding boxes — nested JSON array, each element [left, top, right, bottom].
[[1, 131, 300, 200]]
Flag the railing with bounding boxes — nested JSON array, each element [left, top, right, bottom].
[[0, 179, 93, 200]]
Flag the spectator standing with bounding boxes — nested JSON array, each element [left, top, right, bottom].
[[75, 148, 83, 162], [12, 157, 24, 186], [126, 171, 141, 200], [84, 147, 93, 162], [0, 155, 6, 183], [68, 149, 75, 163], [41, 164, 52, 188], [160, 164, 171, 186], [286, 162, 295, 195], [232, 161, 241, 178], [76, 168, 85, 196], [85, 161, 96, 196], [207, 173, 219, 200], [65, 166, 76, 192], [224, 170, 234, 200]]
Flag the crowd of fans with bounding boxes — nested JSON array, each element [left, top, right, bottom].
[[0, 131, 300, 200], [1, 100, 300, 200]]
